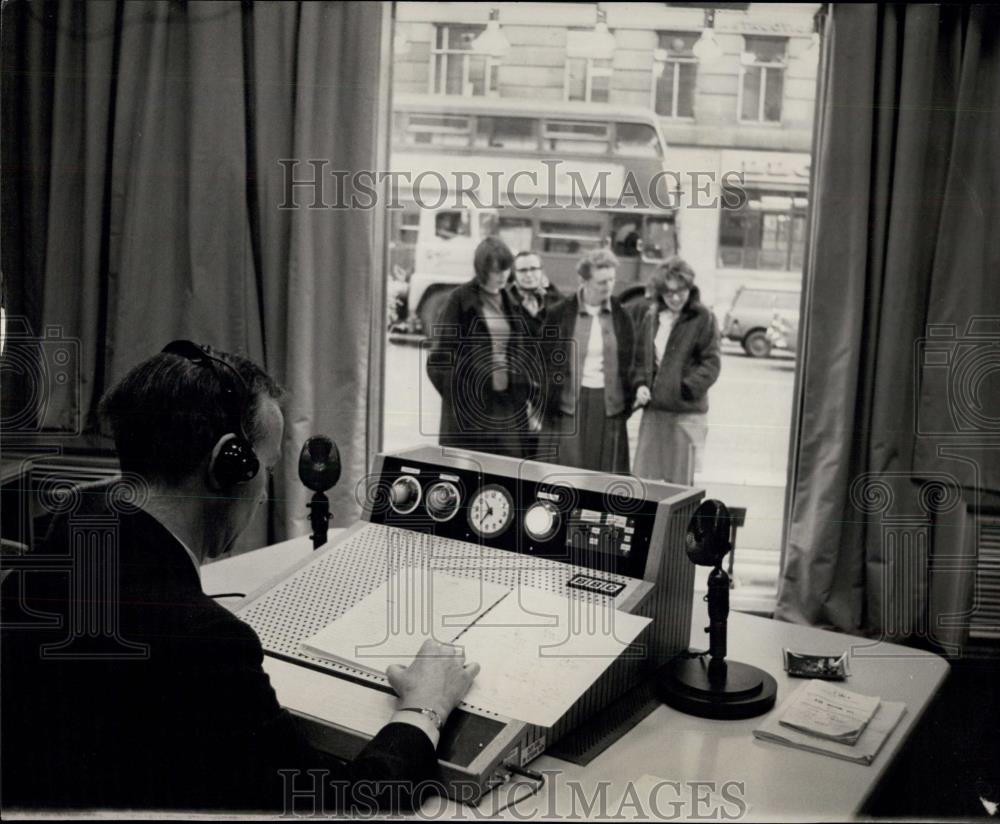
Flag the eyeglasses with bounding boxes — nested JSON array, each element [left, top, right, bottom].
[[515, 266, 542, 274]]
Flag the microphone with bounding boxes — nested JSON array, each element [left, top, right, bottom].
[[297, 436, 341, 550], [298, 435, 341, 493]]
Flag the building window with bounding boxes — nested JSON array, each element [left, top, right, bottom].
[[739, 37, 786, 123], [565, 57, 613, 103], [431, 25, 498, 97], [718, 188, 807, 271], [653, 32, 697, 118]]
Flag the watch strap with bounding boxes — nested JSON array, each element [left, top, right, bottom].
[[398, 706, 444, 730]]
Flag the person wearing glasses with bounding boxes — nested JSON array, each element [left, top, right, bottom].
[[632, 257, 721, 485], [505, 251, 563, 457], [540, 248, 637, 473]]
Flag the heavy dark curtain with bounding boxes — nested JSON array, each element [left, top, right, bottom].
[[777, 4, 1000, 648], [2, 1, 387, 544]]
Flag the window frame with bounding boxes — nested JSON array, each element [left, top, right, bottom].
[[652, 31, 699, 120], [718, 187, 808, 272], [429, 24, 499, 98], [564, 56, 613, 104], [737, 36, 787, 125]]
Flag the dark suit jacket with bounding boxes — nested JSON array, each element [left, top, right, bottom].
[[0, 501, 436, 813], [540, 293, 639, 417]]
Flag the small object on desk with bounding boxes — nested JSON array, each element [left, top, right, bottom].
[[783, 648, 850, 680], [753, 680, 906, 765], [778, 679, 879, 745]]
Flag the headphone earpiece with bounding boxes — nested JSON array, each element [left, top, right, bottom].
[[210, 434, 261, 489]]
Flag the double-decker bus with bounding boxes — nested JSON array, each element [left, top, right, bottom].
[[387, 94, 680, 332]]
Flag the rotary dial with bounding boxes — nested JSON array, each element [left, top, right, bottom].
[[467, 484, 514, 538], [425, 481, 461, 522], [389, 475, 422, 515]]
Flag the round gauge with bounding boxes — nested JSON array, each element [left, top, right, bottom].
[[467, 484, 514, 538], [425, 481, 461, 522], [524, 500, 561, 542], [389, 475, 422, 515]]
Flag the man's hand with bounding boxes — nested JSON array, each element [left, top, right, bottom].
[[385, 639, 480, 725], [634, 385, 652, 408]]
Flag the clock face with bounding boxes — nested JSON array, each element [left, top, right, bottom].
[[467, 484, 514, 538]]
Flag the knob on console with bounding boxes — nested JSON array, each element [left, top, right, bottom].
[[425, 481, 460, 522], [389, 475, 422, 515]]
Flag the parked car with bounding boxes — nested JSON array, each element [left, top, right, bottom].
[[722, 286, 801, 358], [766, 309, 800, 354]]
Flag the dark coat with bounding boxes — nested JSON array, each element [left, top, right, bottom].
[[504, 282, 564, 338], [426, 279, 530, 455], [541, 293, 638, 418], [0, 502, 436, 812], [634, 286, 721, 414]]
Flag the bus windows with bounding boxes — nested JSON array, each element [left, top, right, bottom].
[[497, 216, 533, 254], [640, 216, 677, 261], [610, 215, 642, 258], [478, 211, 499, 238], [435, 210, 471, 240], [474, 116, 538, 152], [402, 114, 472, 148], [543, 120, 610, 155], [539, 221, 604, 254], [614, 123, 663, 160]]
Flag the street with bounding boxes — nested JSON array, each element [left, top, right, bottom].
[[382, 336, 796, 608]]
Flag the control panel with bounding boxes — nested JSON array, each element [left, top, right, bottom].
[[367, 454, 657, 580]]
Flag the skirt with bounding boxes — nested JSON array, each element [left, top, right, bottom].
[[632, 409, 708, 485], [539, 387, 629, 474]]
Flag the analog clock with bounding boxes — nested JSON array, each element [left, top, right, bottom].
[[467, 484, 514, 538]]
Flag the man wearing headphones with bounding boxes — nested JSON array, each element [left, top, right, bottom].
[[0, 343, 478, 813]]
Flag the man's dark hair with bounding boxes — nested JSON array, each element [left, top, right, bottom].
[[99, 347, 285, 485], [473, 236, 514, 284]]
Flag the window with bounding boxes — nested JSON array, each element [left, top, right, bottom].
[[610, 215, 641, 258], [431, 25, 498, 97], [543, 120, 609, 155], [565, 57, 613, 103], [396, 113, 472, 148], [434, 210, 471, 240], [718, 188, 807, 270], [654, 32, 697, 118], [613, 122, 662, 159], [388, 207, 421, 278], [473, 116, 537, 152], [497, 216, 533, 254], [640, 216, 677, 261], [538, 221, 603, 255], [739, 37, 786, 123]]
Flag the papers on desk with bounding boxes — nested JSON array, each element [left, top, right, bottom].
[[753, 680, 906, 765], [300, 571, 651, 728]]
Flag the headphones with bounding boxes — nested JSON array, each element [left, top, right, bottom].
[[161, 340, 261, 488]]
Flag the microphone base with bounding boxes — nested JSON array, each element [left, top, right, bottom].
[[657, 655, 776, 720]]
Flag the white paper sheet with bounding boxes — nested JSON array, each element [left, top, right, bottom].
[[300, 571, 651, 728]]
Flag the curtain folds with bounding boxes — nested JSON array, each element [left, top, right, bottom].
[[5, 0, 386, 545], [777, 4, 1000, 649]]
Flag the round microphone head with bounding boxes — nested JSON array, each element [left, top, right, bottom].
[[298, 436, 341, 493], [685, 499, 732, 567]]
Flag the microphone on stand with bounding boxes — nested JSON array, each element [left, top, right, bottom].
[[297, 436, 341, 550]]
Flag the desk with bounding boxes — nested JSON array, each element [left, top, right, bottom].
[[203, 534, 949, 821]]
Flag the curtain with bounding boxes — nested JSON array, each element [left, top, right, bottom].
[[3, 1, 386, 545], [777, 4, 1000, 649]]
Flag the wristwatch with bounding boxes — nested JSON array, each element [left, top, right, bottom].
[[398, 706, 444, 730]]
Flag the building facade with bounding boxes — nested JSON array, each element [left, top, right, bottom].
[[393, 2, 819, 309]]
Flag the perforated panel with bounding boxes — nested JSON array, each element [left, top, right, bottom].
[[239, 522, 640, 716]]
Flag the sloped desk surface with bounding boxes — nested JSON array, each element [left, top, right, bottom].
[[203, 532, 949, 821]]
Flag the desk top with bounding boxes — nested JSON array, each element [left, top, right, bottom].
[[202, 532, 949, 821]]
